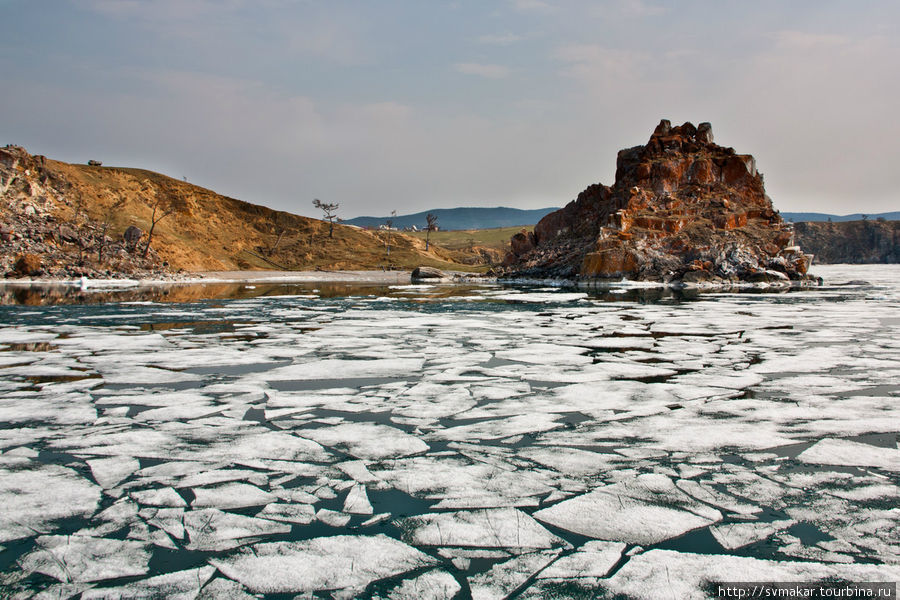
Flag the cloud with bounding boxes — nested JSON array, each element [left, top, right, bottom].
[[509, 0, 554, 13], [619, 0, 667, 18], [454, 62, 512, 79], [772, 30, 850, 50], [477, 32, 525, 46], [80, 0, 370, 65], [554, 44, 650, 82]]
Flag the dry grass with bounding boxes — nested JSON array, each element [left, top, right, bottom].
[[45, 160, 491, 273]]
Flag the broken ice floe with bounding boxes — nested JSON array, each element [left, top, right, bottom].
[[396, 508, 567, 550], [18, 536, 150, 583], [798, 438, 900, 471], [534, 474, 722, 545], [183, 508, 290, 552], [210, 534, 437, 594]]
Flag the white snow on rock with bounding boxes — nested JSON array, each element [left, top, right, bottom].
[[534, 474, 722, 545], [798, 438, 900, 471], [396, 508, 566, 550], [210, 534, 437, 594], [18, 536, 151, 583]]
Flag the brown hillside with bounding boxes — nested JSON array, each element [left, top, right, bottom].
[[0, 145, 488, 276]]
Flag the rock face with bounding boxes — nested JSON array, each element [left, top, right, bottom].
[[794, 220, 898, 264], [0, 145, 170, 279], [502, 120, 814, 283]]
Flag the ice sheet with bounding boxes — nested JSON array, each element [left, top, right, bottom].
[[534, 474, 722, 545], [396, 508, 566, 550], [18, 536, 151, 583], [210, 535, 437, 594]]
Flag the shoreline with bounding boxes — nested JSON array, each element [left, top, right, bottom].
[[0, 269, 416, 289], [0, 264, 888, 292]]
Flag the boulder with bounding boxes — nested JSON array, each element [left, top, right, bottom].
[[12, 253, 42, 277], [510, 229, 536, 256], [411, 266, 447, 281], [123, 225, 142, 249]]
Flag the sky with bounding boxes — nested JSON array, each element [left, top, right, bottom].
[[1, 1, 898, 219]]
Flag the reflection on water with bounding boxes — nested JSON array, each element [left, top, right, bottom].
[[0, 277, 823, 307]]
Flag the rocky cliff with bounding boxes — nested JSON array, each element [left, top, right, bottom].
[[794, 220, 898, 264], [0, 145, 481, 278], [502, 120, 813, 284]]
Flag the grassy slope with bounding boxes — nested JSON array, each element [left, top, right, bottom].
[[405, 226, 528, 251], [45, 160, 490, 272]]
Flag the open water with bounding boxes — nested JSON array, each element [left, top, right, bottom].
[[0, 264, 897, 598]]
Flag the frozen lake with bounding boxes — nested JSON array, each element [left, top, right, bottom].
[[0, 265, 898, 598]]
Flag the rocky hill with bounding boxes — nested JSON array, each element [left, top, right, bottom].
[[501, 120, 813, 284], [0, 145, 484, 278], [794, 220, 898, 264]]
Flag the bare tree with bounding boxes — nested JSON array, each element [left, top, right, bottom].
[[313, 199, 339, 238], [268, 212, 288, 256], [98, 195, 127, 262], [425, 213, 438, 251], [385, 210, 397, 263], [142, 197, 176, 258]]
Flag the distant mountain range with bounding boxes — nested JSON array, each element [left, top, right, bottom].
[[346, 207, 898, 230], [343, 207, 559, 231], [781, 211, 899, 223]]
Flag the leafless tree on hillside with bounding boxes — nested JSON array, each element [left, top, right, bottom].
[[425, 213, 438, 251], [385, 210, 397, 264], [268, 212, 288, 256], [313, 199, 339, 238], [142, 197, 176, 258], [98, 195, 127, 262]]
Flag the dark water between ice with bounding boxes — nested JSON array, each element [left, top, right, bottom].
[[0, 265, 898, 598]]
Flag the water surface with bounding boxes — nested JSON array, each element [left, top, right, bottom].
[[1, 265, 898, 598]]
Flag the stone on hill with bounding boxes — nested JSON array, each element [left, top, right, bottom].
[[503, 120, 814, 283], [123, 225, 143, 248], [12, 253, 42, 277], [411, 266, 447, 281]]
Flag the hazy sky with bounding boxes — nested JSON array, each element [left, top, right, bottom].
[[1, 1, 898, 219]]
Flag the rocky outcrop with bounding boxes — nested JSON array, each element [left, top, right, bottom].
[[0, 145, 172, 279], [794, 220, 898, 264], [502, 120, 814, 283]]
